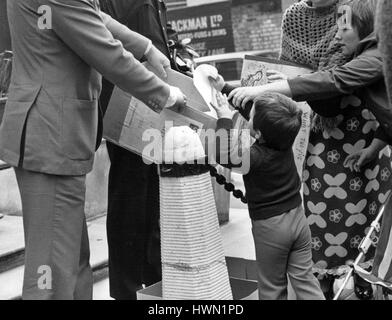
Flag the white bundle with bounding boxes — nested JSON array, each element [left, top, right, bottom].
[[160, 126, 233, 300]]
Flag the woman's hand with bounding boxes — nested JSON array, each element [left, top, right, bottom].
[[344, 147, 378, 172], [208, 74, 225, 92], [344, 138, 387, 172], [267, 70, 288, 82], [210, 92, 233, 119], [227, 86, 263, 109]]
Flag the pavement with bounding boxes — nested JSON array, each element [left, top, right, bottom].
[[0, 184, 255, 300]]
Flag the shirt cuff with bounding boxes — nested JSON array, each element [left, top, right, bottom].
[[217, 118, 234, 130], [164, 86, 178, 108]]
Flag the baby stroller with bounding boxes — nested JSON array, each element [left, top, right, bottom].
[[334, 192, 392, 300]]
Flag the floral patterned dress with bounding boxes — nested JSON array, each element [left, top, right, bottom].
[[303, 96, 392, 276]]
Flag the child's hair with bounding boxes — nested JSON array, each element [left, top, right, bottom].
[[252, 92, 302, 151], [341, 0, 377, 39]]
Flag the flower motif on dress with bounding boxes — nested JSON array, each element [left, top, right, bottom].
[[350, 235, 362, 249], [307, 143, 326, 169], [349, 177, 363, 192], [369, 201, 377, 215], [362, 109, 379, 134], [364, 227, 380, 247], [307, 201, 327, 228], [327, 150, 341, 164], [381, 167, 391, 182], [379, 190, 392, 204], [322, 116, 345, 140], [324, 173, 347, 199], [329, 209, 343, 223], [379, 146, 391, 159], [345, 199, 368, 227], [365, 165, 380, 193], [324, 233, 348, 257], [343, 140, 366, 156], [311, 237, 323, 251], [347, 117, 360, 132], [311, 178, 322, 192], [340, 95, 362, 109]]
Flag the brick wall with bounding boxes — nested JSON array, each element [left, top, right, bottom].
[[231, 0, 283, 53]]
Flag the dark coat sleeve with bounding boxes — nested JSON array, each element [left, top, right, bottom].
[[288, 47, 392, 144], [288, 48, 383, 101]]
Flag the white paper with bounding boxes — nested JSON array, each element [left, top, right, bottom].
[[193, 64, 219, 119]]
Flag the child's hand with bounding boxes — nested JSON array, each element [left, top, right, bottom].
[[208, 74, 225, 92], [210, 92, 233, 119], [267, 70, 288, 82], [343, 147, 376, 172]]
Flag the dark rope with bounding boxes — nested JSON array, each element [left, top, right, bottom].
[[208, 166, 247, 204]]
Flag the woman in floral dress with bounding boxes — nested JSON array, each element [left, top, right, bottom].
[[231, 0, 391, 297]]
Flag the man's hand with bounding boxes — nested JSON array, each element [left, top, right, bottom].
[[165, 86, 187, 110], [145, 45, 170, 79]]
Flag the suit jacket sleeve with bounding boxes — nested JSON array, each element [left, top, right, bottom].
[[288, 48, 383, 101], [100, 11, 151, 60], [49, 0, 170, 110]]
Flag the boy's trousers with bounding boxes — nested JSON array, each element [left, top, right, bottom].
[[252, 205, 325, 300], [14, 167, 93, 300]]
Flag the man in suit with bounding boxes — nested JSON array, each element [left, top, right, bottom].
[[99, 0, 172, 300], [0, 0, 185, 300]]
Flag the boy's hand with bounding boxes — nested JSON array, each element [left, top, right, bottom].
[[210, 92, 233, 119], [208, 74, 225, 92], [267, 70, 288, 82]]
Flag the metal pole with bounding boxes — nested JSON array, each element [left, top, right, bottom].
[[333, 197, 388, 300]]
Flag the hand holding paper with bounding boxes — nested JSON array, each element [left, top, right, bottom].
[[228, 86, 263, 109], [210, 93, 233, 119], [165, 86, 187, 111], [267, 70, 288, 82], [193, 64, 221, 118]]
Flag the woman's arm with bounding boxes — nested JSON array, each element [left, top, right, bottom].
[[228, 48, 383, 108], [344, 138, 388, 172], [227, 81, 292, 109], [288, 48, 383, 102]]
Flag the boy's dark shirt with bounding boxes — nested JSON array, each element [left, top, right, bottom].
[[216, 118, 302, 221]]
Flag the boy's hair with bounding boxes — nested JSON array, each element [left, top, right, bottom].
[[252, 93, 302, 151], [342, 0, 377, 39]]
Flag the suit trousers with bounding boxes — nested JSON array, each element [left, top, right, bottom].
[[14, 167, 93, 300], [106, 142, 161, 300], [251, 205, 325, 300]]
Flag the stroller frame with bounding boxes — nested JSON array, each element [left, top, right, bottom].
[[333, 194, 389, 300]]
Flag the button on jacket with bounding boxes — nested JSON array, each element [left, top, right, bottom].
[[0, 0, 170, 175]]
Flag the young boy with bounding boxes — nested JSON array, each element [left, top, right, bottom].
[[211, 91, 325, 300]]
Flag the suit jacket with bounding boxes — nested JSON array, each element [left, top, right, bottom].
[[0, 0, 170, 175]]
